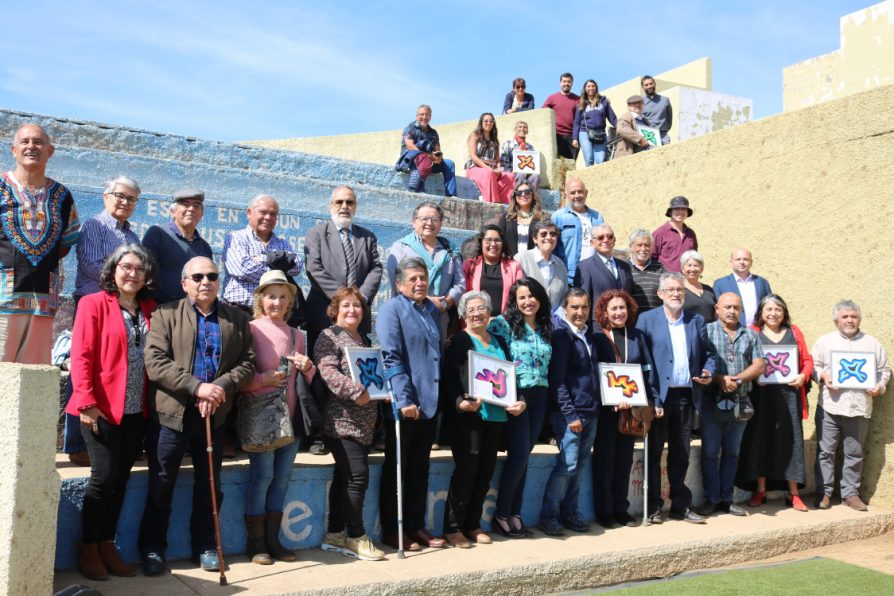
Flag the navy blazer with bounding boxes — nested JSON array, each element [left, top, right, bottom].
[[635, 307, 716, 409], [573, 254, 634, 321], [375, 295, 443, 420], [549, 316, 614, 424], [592, 326, 657, 405], [712, 273, 772, 325]]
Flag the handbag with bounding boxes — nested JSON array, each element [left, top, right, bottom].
[[584, 99, 607, 144], [237, 329, 298, 452], [618, 406, 654, 437]]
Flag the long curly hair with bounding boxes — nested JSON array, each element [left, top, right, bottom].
[[594, 289, 639, 329], [472, 112, 499, 150], [503, 277, 552, 341]]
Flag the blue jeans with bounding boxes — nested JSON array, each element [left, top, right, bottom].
[[577, 132, 606, 167], [700, 411, 747, 503], [407, 158, 457, 196], [496, 386, 548, 518], [541, 413, 598, 519], [246, 439, 301, 515]]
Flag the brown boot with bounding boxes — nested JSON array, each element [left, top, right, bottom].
[[78, 542, 109, 581], [99, 541, 136, 577], [245, 514, 273, 565], [265, 512, 297, 562]]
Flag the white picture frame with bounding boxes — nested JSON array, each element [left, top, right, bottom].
[[345, 347, 391, 400], [830, 350, 878, 390], [598, 362, 649, 406], [758, 344, 799, 385], [467, 351, 517, 408], [638, 124, 662, 147], [512, 150, 541, 175]]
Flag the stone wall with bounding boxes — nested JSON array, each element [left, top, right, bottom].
[[570, 83, 894, 505]]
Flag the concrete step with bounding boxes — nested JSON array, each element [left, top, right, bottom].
[[3, 108, 568, 206]]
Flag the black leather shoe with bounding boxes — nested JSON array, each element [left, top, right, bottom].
[[696, 501, 718, 517], [670, 508, 706, 524], [614, 512, 640, 527], [596, 515, 618, 529], [647, 511, 664, 524], [719, 502, 747, 516], [141, 551, 166, 576]]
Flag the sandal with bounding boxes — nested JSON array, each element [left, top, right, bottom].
[[511, 514, 534, 537], [493, 515, 524, 538]]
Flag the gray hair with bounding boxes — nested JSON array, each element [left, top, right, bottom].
[[395, 256, 428, 283], [458, 291, 492, 318], [833, 299, 862, 321], [248, 194, 279, 210], [103, 175, 141, 196], [628, 229, 651, 246], [412, 201, 444, 221], [593, 223, 613, 236], [680, 249, 704, 269], [12, 123, 50, 144], [416, 104, 432, 113], [181, 256, 217, 280], [99, 243, 157, 299], [658, 272, 685, 290]]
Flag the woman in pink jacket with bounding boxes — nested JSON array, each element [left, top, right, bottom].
[[67, 244, 157, 581], [463, 225, 524, 315]]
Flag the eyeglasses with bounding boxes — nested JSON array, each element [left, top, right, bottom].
[[117, 263, 146, 275], [333, 199, 356, 206], [483, 238, 503, 244], [482, 119, 495, 123], [415, 216, 441, 224], [465, 306, 490, 315], [514, 85, 526, 89], [661, 287, 685, 294], [594, 234, 615, 241], [108, 191, 139, 205], [516, 189, 533, 196], [188, 272, 219, 283], [537, 231, 558, 238]]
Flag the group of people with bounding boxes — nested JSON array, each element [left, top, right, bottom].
[[1, 121, 889, 582], [395, 74, 672, 203]]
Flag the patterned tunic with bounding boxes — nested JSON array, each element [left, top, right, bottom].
[[0, 172, 80, 316], [487, 316, 552, 388], [121, 307, 149, 414], [317, 325, 379, 445]]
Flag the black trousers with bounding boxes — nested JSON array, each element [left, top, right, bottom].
[[556, 133, 580, 159], [324, 436, 370, 538], [138, 408, 225, 557], [444, 413, 504, 534], [592, 408, 635, 517], [379, 416, 436, 536], [647, 389, 694, 514], [80, 413, 145, 542]]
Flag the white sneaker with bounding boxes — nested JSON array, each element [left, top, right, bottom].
[[344, 534, 385, 561], [320, 531, 346, 554]]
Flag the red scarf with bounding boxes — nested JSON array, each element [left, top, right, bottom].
[[514, 135, 527, 151]]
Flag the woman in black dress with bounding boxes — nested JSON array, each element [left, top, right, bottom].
[[680, 249, 716, 323]]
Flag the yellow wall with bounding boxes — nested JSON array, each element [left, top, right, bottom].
[[784, 0, 894, 111], [570, 84, 894, 505]]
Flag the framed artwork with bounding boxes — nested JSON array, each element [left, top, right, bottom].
[[638, 124, 661, 147], [345, 347, 391, 400], [598, 362, 648, 406], [512, 150, 540, 175], [758, 344, 799, 385], [467, 351, 518, 408], [830, 351, 878, 390]]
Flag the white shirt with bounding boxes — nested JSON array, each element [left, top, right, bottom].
[[535, 250, 556, 282], [565, 318, 591, 357], [665, 309, 692, 387], [598, 253, 617, 277], [735, 274, 758, 326], [574, 211, 594, 261]]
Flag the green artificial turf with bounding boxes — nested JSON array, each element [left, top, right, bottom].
[[610, 558, 894, 595]]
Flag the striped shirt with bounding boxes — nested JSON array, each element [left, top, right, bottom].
[[221, 226, 302, 307], [629, 259, 665, 312], [75, 210, 139, 297]]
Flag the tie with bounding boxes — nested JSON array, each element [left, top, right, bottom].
[[340, 228, 357, 287], [607, 258, 617, 279]]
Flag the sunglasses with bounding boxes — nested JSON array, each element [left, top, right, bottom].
[[188, 272, 219, 283], [538, 231, 558, 238], [516, 189, 533, 196], [594, 234, 615, 241]]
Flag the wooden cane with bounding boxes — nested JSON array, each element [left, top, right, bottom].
[[205, 412, 228, 586]]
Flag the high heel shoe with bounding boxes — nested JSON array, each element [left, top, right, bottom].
[[749, 490, 767, 507], [493, 515, 523, 538], [789, 495, 808, 512], [511, 514, 534, 537]]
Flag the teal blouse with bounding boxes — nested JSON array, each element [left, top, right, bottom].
[[487, 316, 552, 389], [470, 334, 509, 422]]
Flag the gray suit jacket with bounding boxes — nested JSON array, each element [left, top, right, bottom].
[[304, 221, 383, 331], [514, 248, 568, 311]]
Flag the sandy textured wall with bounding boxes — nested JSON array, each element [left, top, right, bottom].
[[251, 108, 562, 189], [571, 84, 894, 504]]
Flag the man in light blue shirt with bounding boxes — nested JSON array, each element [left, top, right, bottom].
[[552, 178, 604, 284]]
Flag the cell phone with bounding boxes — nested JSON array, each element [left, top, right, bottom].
[[279, 356, 290, 375]]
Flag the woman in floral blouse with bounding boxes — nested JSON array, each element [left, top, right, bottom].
[[315, 286, 385, 561], [488, 277, 554, 537]]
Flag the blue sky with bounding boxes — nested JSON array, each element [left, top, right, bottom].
[[0, 0, 874, 141]]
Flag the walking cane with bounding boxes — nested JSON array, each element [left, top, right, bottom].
[[205, 412, 228, 586], [394, 406, 405, 559], [642, 430, 649, 526]]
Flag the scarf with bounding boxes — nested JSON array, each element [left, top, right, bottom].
[[398, 232, 453, 293], [514, 135, 527, 151]]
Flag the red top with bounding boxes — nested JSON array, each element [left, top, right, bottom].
[[66, 291, 156, 424], [651, 221, 698, 272], [542, 92, 580, 136]]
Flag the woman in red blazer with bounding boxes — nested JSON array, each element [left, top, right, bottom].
[[66, 244, 157, 581], [736, 294, 814, 511], [462, 225, 524, 315]]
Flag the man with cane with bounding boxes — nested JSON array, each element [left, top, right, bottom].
[[376, 257, 446, 551], [139, 257, 255, 576]]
